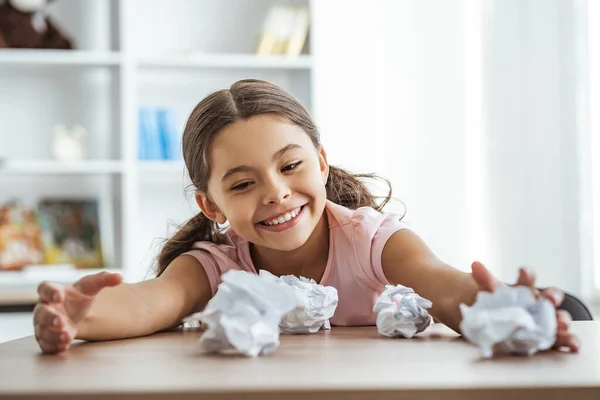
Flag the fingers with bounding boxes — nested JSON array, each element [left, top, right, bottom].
[[552, 309, 578, 353], [33, 303, 64, 330], [73, 271, 123, 296], [554, 331, 580, 352], [542, 287, 565, 308], [37, 281, 65, 304], [471, 261, 500, 292], [556, 309, 572, 330], [37, 333, 71, 354], [35, 324, 70, 346], [33, 304, 72, 354], [515, 267, 536, 288], [472, 264, 579, 354], [516, 270, 566, 308], [513, 271, 579, 353]]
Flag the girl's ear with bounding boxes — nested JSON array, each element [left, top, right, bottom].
[[318, 146, 330, 184], [195, 192, 227, 224]]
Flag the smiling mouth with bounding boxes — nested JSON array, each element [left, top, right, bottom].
[[259, 204, 306, 226]]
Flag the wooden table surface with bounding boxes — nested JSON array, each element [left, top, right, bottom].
[[0, 322, 599, 400]]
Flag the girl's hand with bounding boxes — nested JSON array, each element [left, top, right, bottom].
[[33, 271, 122, 354], [470, 261, 580, 353]]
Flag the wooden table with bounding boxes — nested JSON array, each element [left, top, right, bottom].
[[1, 322, 599, 400]]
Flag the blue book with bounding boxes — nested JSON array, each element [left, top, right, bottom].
[[139, 107, 162, 160], [138, 108, 149, 160], [157, 108, 182, 160]]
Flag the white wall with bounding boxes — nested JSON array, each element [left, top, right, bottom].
[[0, 313, 33, 344], [312, 0, 593, 299], [483, 0, 591, 296], [312, 0, 471, 272]]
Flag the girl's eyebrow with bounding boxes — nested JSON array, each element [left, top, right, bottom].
[[272, 143, 302, 161], [220, 143, 302, 182]]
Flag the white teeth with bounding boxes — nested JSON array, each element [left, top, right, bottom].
[[264, 206, 301, 226]]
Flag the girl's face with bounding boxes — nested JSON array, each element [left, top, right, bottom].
[[199, 114, 329, 251]]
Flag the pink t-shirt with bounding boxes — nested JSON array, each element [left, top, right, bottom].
[[182, 200, 408, 326]]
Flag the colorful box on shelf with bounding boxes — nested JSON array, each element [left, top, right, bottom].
[[138, 107, 183, 161]]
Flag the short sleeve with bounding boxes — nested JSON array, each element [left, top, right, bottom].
[[349, 207, 409, 290], [181, 240, 250, 296], [181, 249, 222, 296], [369, 213, 410, 285]]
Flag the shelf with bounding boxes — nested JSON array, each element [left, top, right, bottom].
[[137, 53, 313, 70], [137, 160, 186, 174], [0, 50, 121, 67], [0, 160, 124, 175], [0, 1, 316, 279], [0, 266, 123, 306], [0, 51, 312, 70]]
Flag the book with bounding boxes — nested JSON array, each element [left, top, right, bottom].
[[157, 108, 182, 161], [285, 6, 310, 56], [37, 199, 104, 269], [138, 106, 182, 161], [257, 5, 309, 56], [256, 6, 281, 55], [139, 107, 162, 160], [0, 202, 44, 270]]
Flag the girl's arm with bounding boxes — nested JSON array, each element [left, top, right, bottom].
[[76, 255, 212, 341], [381, 229, 578, 351], [35, 254, 212, 353], [380, 229, 479, 331]]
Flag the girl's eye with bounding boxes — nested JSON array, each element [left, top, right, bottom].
[[281, 161, 302, 173], [231, 181, 253, 191]]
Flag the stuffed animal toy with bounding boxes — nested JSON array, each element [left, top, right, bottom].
[[51, 124, 87, 161], [0, 0, 73, 49]]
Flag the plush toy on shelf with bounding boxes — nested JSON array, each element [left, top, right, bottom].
[[51, 124, 87, 161], [0, 0, 73, 49]]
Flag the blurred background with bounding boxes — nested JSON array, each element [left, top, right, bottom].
[[1, 0, 599, 340]]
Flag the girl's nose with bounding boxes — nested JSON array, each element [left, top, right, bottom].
[[263, 178, 291, 205]]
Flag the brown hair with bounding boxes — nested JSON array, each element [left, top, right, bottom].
[[156, 79, 395, 276]]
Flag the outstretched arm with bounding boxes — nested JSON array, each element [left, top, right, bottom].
[[34, 254, 212, 353], [76, 255, 212, 340], [381, 229, 578, 351]]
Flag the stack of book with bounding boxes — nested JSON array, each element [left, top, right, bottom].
[[256, 5, 310, 56]]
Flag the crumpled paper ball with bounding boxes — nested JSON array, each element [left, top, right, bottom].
[[373, 285, 433, 338], [184, 270, 301, 357], [459, 285, 557, 358], [258, 270, 338, 334]]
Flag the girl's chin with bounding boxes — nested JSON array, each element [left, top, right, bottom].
[[260, 238, 310, 252], [254, 227, 313, 251]]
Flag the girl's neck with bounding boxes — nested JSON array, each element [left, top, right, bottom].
[[250, 210, 330, 282]]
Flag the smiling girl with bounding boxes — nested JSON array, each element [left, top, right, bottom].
[[33, 80, 578, 354]]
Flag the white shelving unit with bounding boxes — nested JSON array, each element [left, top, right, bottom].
[[0, 0, 313, 300], [0, 160, 124, 174], [0, 50, 121, 66], [137, 54, 312, 70]]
